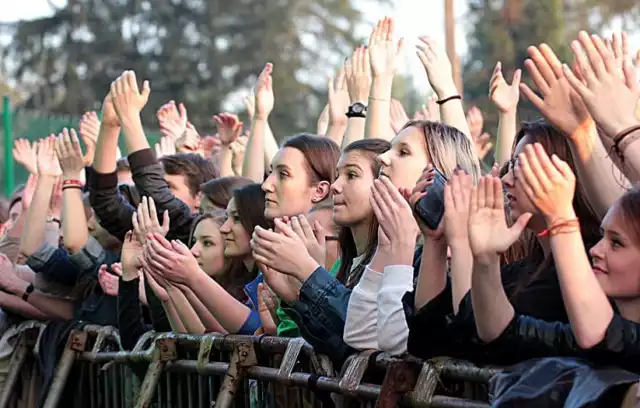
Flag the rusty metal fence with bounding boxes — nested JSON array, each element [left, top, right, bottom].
[[0, 322, 498, 408]]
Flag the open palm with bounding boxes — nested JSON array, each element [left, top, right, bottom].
[[468, 177, 531, 259]]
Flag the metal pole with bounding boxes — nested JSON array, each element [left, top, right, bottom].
[[2, 96, 14, 197]]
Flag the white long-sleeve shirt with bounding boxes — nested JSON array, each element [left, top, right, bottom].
[[377, 265, 413, 355], [343, 263, 413, 355]]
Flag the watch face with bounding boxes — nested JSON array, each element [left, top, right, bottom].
[[352, 103, 365, 114]]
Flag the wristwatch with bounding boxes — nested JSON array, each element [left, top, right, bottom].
[[346, 102, 367, 118], [22, 283, 34, 302]]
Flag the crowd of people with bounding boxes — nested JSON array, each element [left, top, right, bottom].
[[1, 17, 640, 407]]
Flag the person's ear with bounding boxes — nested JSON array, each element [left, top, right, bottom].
[[311, 181, 331, 204]]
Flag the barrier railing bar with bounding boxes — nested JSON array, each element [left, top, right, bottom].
[[0, 323, 42, 408], [0, 322, 496, 407]]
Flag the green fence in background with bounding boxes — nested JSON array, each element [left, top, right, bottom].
[[1, 96, 163, 197]]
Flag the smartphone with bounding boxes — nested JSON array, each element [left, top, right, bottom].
[[414, 168, 447, 230]]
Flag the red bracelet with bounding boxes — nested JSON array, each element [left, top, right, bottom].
[[537, 218, 580, 237], [62, 179, 83, 188]]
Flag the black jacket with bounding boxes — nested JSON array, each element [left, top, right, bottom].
[[88, 148, 196, 244], [89, 148, 196, 336], [406, 256, 570, 365]]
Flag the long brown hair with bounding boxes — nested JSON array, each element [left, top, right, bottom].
[[200, 176, 253, 209], [613, 185, 640, 245], [225, 184, 274, 296], [507, 120, 601, 299], [189, 210, 250, 301], [282, 133, 341, 187], [335, 139, 391, 288], [400, 120, 482, 183]]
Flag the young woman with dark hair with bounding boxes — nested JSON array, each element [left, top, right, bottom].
[[141, 184, 272, 335]]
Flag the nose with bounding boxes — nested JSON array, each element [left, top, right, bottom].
[[377, 151, 390, 167], [261, 174, 275, 193], [191, 242, 201, 258], [219, 218, 231, 234], [330, 178, 342, 195], [501, 166, 515, 188], [589, 237, 605, 260]]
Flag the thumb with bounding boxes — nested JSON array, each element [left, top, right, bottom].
[[313, 220, 326, 247], [141, 80, 151, 102], [508, 212, 532, 241], [512, 69, 522, 87]]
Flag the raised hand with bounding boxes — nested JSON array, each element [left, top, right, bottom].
[[121, 231, 143, 280], [230, 135, 248, 176], [328, 66, 350, 126], [36, 137, 62, 177], [466, 107, 493, 160], [371, 177, 419, 261], [443, 171, 473, 246], [154, 136, 176, 159], [286, 215, 327, 267], [316, 105, 330, 135], [131, 196, 170, 246], [157, 101, 188, 141], [98, 264, 120, 297], [519, 43, 591, 139], [489, 62, 522, 114], [144, 235, 201, 286], [368, 17, 404, 79], [78, 111, 99, 166], [402, 165, 442, 238], [141, 264, 170, 303], [213, 113, 243, 146], [516, 143, 576, 224], [257, 282, 280, 335], [416, 36, 457, 98], [49, 178, 64, 219], [251, 224, 319, 282], [54, 128, 85, 180], [562, 31, 640, 139], [468, 176, 531, 264], [390, 99, 410, 134], [254, 63, 275, 120], [175, 124, 202, 155], [110, 70, 151, 120], [22, 174, 37, 211], [258, 261, 300, 304], [201, 135, 222, 158], [345, 46, 372, 103], [101, 93, 120, 128], [12, 139, 37, 175]]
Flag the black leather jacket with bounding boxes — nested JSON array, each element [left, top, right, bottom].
[[492, 313, 640, 374]]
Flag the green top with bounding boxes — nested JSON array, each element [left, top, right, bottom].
[[276, 259, 341, 337]]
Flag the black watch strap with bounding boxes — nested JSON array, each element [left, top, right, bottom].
[[346, 103, 367, 118], [22, 283, 34, 302]]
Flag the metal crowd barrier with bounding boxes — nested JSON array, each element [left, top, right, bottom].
[[0, 322, 499, 408]]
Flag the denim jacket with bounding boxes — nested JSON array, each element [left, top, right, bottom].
[[281, 266, 354, 364], [27, 237, 119, 326], [281, 248, 423, 365], [237, 273, 264, 335]]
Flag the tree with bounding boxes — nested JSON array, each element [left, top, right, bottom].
[[1, 0, 375, 140], [462, 0, 639, 139]]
